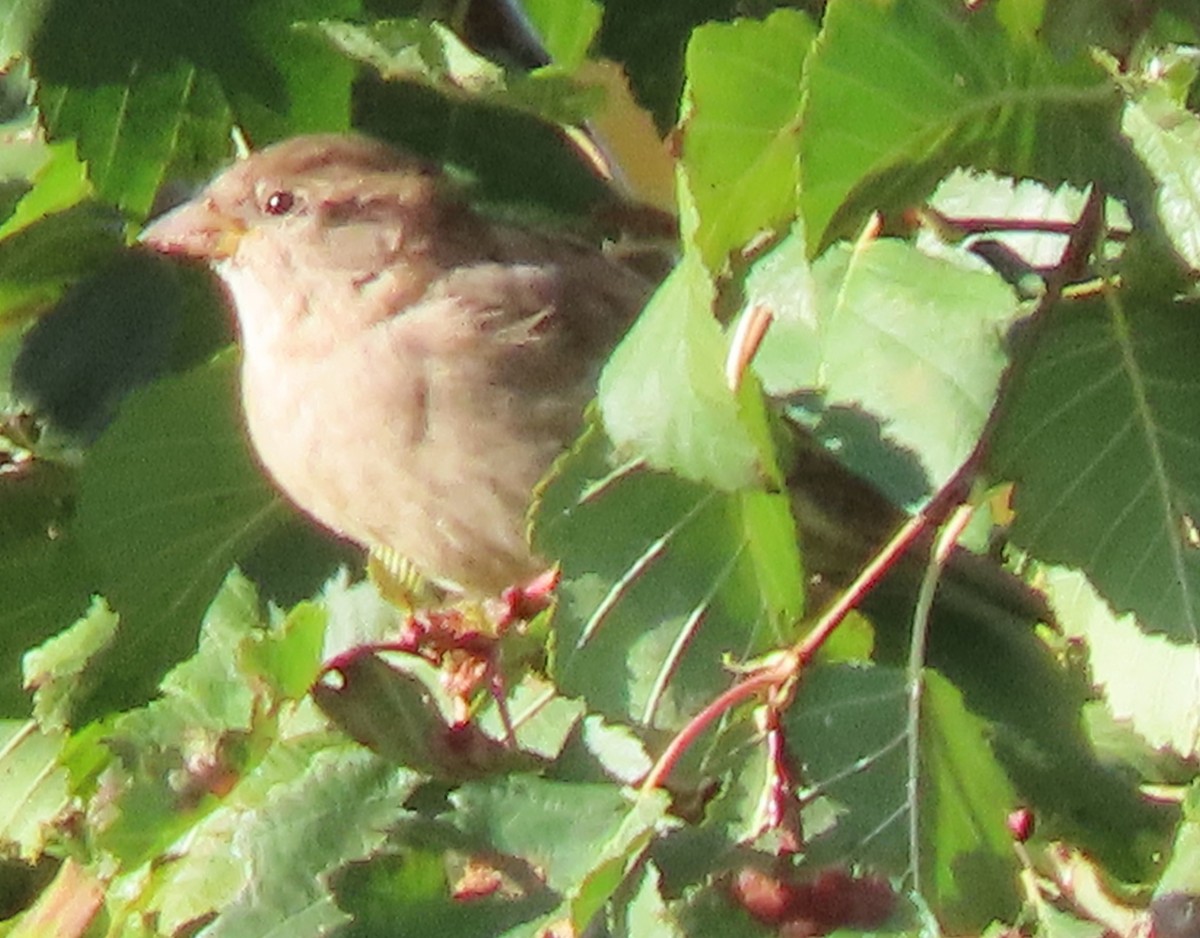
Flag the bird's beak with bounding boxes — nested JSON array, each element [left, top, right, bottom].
[[139, 197, 246, 261]]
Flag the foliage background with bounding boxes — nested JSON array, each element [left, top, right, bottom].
[[2, 0, 1200, 935]]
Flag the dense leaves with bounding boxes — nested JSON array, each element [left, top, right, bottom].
[[2, 0, 1200, 936]]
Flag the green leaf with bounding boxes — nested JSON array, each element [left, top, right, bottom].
[[673, 884, 769, 938], [620, 862, 681, 938], [989, 286, 1200, 642], [179, 746, 419, 938], [568, 793, 667, 932], [22, 597, 118, 730], [74, 354, 286, 712], [241, 600, 325, 702], [91, 573, 270, 866], [315, 652, 550, 779], [868, 550, 1169, 882], [449, 775, 668, 908], [679, 9, 812, 270], [0, 720, 69, 859], [520, 0, 602, 68], [1157, 782, 1200, 896], [800, 0, 1117, 248], [596, 0, 739, 130], [311, 18, 603, 126], [0, 458, 94, 718], [1044, 566, 1200, 758], [0, 201, 123, 322], [314, 579, 583, 775], [579, 714, 654, 786], [153, 570, 264, 731], [36, 62, 215, 219], [0, 0, 49, 67], [32, 0, 359, 217], [1122, 89, 1200, 270], [12, 251, 185, 443], [753, 234, 1023, 492], [0, 141, 90, 242], [919, 169, 1131, 276], [599, 253, 775, 492], [535, 419, 799, 732], [785, 664, 1020, 931]]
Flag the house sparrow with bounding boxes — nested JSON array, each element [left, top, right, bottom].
[[140, 132, 1046, 628], [140, 133, 652, 595]]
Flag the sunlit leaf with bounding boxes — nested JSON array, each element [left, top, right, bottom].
[[534, 417, 800, 732], [312, 18, 602, 126], [752, 233, 1023, 493], [600, 253, 776, 492], [521, 0, 602, 69], [22, 597, 117, 730], [1122, 89, 1200, 270], [1044, 566, 1200, 757], [0, 720, 69, 859], [801, 0, 1118, 248], [678, 9, 811, 270]]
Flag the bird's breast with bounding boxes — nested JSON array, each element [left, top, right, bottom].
[[238, 322, 572, 595]]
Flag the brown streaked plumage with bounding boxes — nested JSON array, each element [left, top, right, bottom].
[[142, 134, 652, 594]]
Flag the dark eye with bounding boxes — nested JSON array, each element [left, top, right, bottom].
[[263, 190, 295, 216]]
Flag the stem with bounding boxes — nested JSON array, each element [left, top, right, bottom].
[[640, 653, 796, 793], [640, 187, 1108, 794], [905, 504, 975, 896]]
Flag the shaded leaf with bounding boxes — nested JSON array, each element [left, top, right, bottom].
[[595, 0, 738, 131], [0, 459, 93, 719], [449, 774, 668, 905], [785, 664, 1020, 931], [0, 201, 123, 322], [12, 251, 183, 442], [74, 354, 286, 713], [32, 0, 359, 217], [990, 287, 1200, 642], [315, 653, 544, 779], [332, 845, 560, 938]]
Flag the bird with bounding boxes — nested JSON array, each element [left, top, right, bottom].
[[140, 132, 1047, 631], [140, 133, 653, 597]]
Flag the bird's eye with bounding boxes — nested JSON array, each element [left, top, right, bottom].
[[263, 190, 295, 216]]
